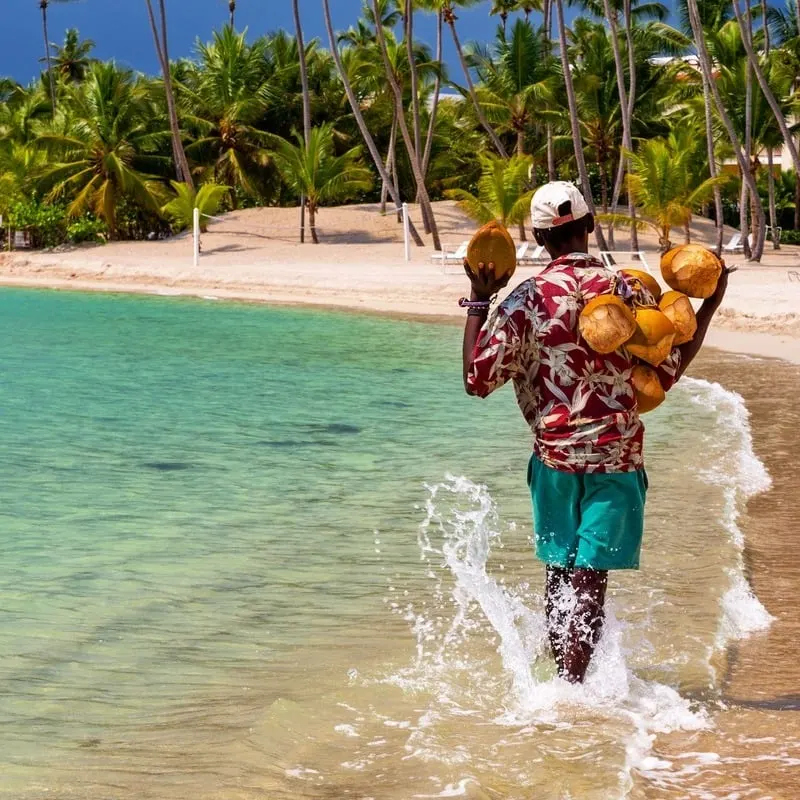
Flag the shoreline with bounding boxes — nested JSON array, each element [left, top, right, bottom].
[[2, 269, 800, 365]]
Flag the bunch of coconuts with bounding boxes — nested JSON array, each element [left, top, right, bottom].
[[578, 243, 723, 413], [464, 223, 723, 415]]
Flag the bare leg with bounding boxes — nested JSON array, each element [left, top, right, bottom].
[[545, 566, 570, 673], [561, 569, 608, 683]]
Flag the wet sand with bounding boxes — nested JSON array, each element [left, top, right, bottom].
[[638, 350, 800, 798]]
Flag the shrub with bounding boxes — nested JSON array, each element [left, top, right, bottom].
[[66, 216, 108, 244], [7, 200, 66, 248]]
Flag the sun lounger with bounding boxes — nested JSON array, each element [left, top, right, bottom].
[[599, 251, 657, 277], [722, 233, 754, 253], [431, 241, 468, 266], [517, 243, 546, 265]]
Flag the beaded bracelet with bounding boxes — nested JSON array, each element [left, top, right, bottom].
[[458, 297, 492, 309]]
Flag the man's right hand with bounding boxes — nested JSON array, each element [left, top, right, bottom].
[[463, 259, 510, 301]]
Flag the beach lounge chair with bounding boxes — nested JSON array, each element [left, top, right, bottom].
[[431, 241, 468, 266], [516, 242, 529, 261], [517, 243, 546, 265], [723, 233, 743, 253]]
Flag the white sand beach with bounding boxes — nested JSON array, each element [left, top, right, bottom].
[[2, 200, 800, 362]]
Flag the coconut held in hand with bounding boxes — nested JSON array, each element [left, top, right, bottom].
[[632, 364, 665, 414], [465, 221, 517, 282], [660, 244, 722, 299], [659, 291, 697, 345], [579, 295, 637, 354], [625, 307, 676, 366]]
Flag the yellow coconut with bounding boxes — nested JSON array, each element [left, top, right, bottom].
[[660, 244, 722, 299], [659, 290, 697, 346], [632, 364, 666, 414], [578, 295, 637, 354], [620, 269, 662, 302], [625, 307, 676, 366], [465, 221, 517, 282]]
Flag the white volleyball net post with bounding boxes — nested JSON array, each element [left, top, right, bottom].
[[402, 203, 411, 263], [193, 207, 200, 267]]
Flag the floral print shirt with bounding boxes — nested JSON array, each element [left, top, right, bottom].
[[467, 253, 681, 473]]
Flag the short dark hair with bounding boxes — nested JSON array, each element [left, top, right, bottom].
[[534, 200, 591, 249]]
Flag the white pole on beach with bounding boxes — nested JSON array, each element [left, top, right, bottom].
[[193, 207, 200, 267], [403, 203, 411, 263]]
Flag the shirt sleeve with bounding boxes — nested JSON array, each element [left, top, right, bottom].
[[655, 347, 682, 392], [466, 287, 533, 398]]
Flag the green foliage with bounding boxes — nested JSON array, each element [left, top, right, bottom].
[[446, 153, 533, 226], [66, 215, 107, 244], [162, 181, 230, 232], [615, 130, 729, 250], [7, 199, 66, 248]]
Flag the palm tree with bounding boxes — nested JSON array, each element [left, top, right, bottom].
[[371, 0, 441, 249], [36, 63, 164, 239], [144, 0, 193, 188], [446, 153, 533, 227], [292, 0, 312, 242], [321, 0, 424, 246], [731, 0, 800, 177], [490, 0, 518, 36], [685, 0, 765, 260], [468, 20, 554, 238], [615, 132, 728, 251], [47, 28, 95, 83], [439, 0, 509, 157], [271, 124, 373, 244], [179, 29, 275, 204], [229, 0, 236, 28], [515, 0, 541, 21], [162, 180, 229, 232], [554, 0, 608, 250], [39, 0, 78, 111]]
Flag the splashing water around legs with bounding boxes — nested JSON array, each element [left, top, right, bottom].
[[547, 566, 609, 683]]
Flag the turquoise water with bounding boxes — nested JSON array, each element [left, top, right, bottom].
[[0, 289, 771, 799]]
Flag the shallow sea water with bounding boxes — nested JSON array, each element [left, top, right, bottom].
[[0, 289, 795, 799]]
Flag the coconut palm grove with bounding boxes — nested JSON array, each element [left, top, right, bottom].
[[1, 0, 799, 259]]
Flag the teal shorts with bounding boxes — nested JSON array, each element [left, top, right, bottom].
[[527, 456, 648, 571]]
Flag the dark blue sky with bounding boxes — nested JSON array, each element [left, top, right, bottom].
[[1, 0, 682, 84]]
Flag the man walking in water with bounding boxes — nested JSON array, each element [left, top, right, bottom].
[[461, 182, 729, 683]]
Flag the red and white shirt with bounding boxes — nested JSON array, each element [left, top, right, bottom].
[[467, 253, 681, 473]]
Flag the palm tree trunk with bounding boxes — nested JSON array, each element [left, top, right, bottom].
[[517, 130, 528, 242], [700, 63, 724, 256], [145, 0, 194, 189], [603, 0, 629, 253], [406, 0, 431, 234], [292, 0, 312, 243], [543, 0, 556, 182], [444, 8, 509, 158], [554, 0, 608, 251], [309, 202, 319, 245], [686, 0, 765, 261], [622, 0, 639, 252], [732, 0, 800, 176], [405, 0, 422, 160], [381, 112, 398, 215], [372, 0, 441, 250], [41, 1, 57, 112], [743, 53, 754, 260], [767, 148, 779, 249], [761, 0, 770, 54], [322, 0, 424, 246], [229, 0, 235, 28], [422, 10, 443, 177]]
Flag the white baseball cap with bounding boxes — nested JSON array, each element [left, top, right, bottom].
[[531, 181, 590, 230]]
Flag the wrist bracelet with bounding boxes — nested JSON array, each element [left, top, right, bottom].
[[467, 307, 489, 317], [458, 297, 491, 309]]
